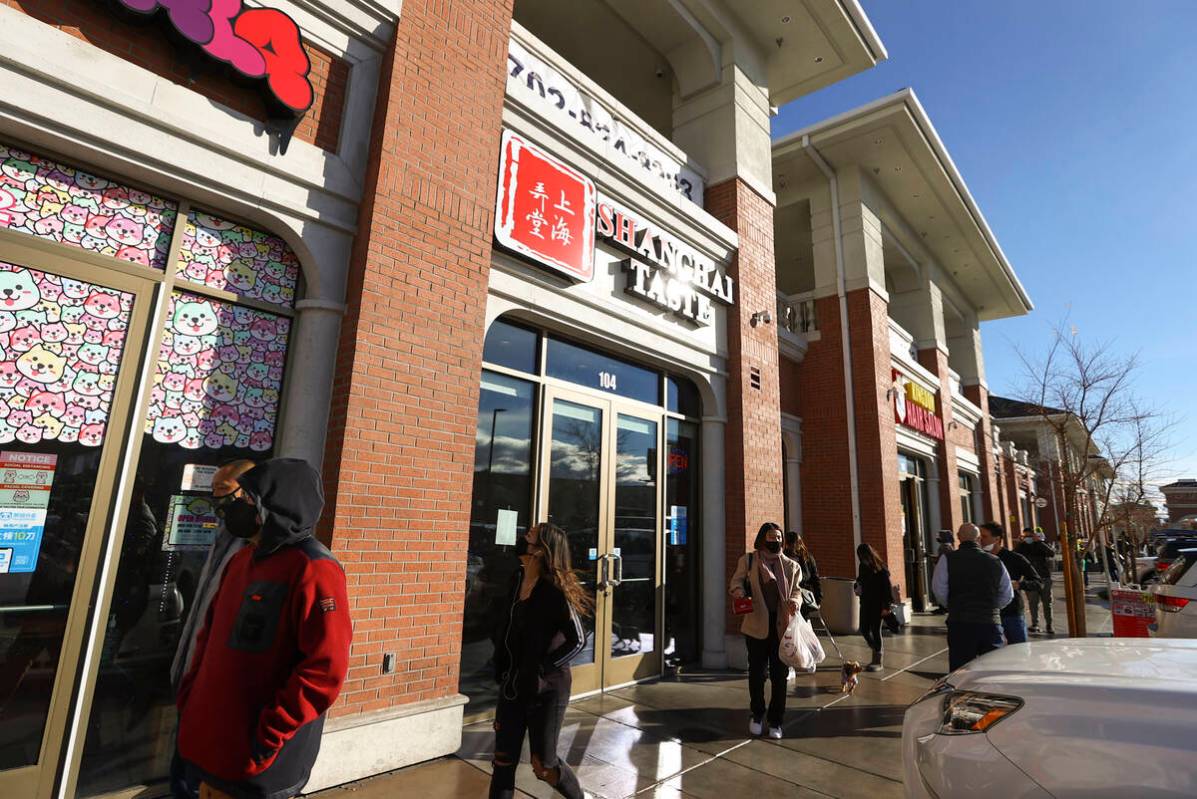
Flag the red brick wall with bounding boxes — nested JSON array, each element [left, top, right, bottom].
[[794, 289, 904, 593], [964, 383, 1001, 525], [319, 0, 513, 718], [795, 295, 855, 578], [4, 0, 349, 152], [918, 348, 964, 536], [705, 178, 785, 628]]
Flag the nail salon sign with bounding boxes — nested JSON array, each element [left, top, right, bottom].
[[112, 0, 315, 114]]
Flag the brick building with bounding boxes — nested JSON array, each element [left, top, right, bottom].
[[1161, 480, 1197, 524], [0, 1, 1041, 797]]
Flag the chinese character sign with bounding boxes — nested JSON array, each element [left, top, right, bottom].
[[494, 130, 596, 282]]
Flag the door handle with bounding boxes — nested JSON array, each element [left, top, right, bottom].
[[610, 551, 623, 587], [597, 553, 611, 592]]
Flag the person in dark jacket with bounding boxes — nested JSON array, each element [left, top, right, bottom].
[[854, 543, 894, 672], [170, 459, 255, 799], [177, 459, 352, 799], [490, 522, 589, 799], [1016, 528, 1056, 634], [932, 523, 1013, 671], [784, 530, 821, 619], [980, 523, 1040, 645]]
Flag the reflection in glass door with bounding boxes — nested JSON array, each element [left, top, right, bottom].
[[544, 398, 604, 691], [0, 244, 152, 799], [604, 415, 659, 686]]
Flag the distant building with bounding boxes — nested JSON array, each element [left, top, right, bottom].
[[1161, 480, 1197, 523]]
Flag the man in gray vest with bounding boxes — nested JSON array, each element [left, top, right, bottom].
[[932, 523, 1014, 671]]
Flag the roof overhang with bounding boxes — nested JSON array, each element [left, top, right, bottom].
[[772, 89, 1033, 321], [717, 0, 887, 105]]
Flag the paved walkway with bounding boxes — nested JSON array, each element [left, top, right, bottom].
[[311, 573, 1112, 798]]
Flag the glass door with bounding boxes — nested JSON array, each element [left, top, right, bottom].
[[539, 388, 663, 693], [0, 237, 155, 799]]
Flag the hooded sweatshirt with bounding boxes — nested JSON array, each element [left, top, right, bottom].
[[177, 459, 352, 799]]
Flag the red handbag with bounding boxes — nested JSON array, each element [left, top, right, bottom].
[[733, 553, 755, 615]]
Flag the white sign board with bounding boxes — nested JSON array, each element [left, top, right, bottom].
[[181, 464, 219, 493], [495, 509, 518, 546]]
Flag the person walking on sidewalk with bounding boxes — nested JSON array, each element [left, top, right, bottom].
[[854, 544, 894, 673], [784, 530, 821, 620], [980, 523, 1040, 645], [176, 459, 352, 799], [490, 523, 589, 799], [932, 523, 1013, 672], [1016, 527, 1056, 634], [729, 523, 802, 740]]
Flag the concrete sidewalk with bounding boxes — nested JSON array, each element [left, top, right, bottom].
[[310, 575, 1108, 798]]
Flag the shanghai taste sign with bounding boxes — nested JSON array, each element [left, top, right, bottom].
[[893, 369, 944, 440], [495, 130, 597, 282], [596, 195, 733, 327], [113, 0, 315, 114]]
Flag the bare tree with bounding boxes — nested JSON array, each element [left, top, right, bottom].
[[1017, 319, 1173, 637]]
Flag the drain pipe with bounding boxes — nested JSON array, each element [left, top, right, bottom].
[[802, 135, 863, 549]]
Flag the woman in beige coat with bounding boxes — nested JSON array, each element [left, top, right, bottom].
[[728, 522, 803, 739]]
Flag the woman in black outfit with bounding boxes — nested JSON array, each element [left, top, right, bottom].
[[490, 523, 591, 799], [784, 530, 821, 619], [854, 543, 894, 673]]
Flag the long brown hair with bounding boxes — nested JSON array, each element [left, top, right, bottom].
[[785, 530, 810, 560], [532, 523, 594, 618], [856, 543, 884, 573]]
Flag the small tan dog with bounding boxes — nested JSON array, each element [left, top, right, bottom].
[[840, 660, 864, 694]]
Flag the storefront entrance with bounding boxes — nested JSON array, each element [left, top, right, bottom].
[[540, 387, 661, 693], [898, 453, 932, 611], [459, 319, 702, 720], [0, 236, 156, 798]]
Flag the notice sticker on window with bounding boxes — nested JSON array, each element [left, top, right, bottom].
[[0, 451, 57, 573], [0, 547, 11, 574], [181, 464, 219, 493], [163, 495, 219, 551], [495, 509, 518, 546]]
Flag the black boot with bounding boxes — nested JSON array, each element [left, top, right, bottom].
[[865, 649, 883, 672]]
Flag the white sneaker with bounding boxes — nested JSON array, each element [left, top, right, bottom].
[[768, 726, 783, 740], [749, 718, 763, 736]]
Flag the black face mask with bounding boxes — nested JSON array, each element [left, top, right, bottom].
[[764, 541, 782, 554], [223, 501, 260, 539]]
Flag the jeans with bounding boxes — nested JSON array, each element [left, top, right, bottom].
[[745, 613, 789, 728], [946, 620, 1004, 672], [1002, 615, 1028, 645], [860, 611, 883, 655], [490, 671, 581, 799], [1026, 582, 1053, 628]]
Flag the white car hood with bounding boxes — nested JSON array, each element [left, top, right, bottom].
[[950, 639, 1197, 797]]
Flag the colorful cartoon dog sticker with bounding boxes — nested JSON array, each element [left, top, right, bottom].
[[0, 143, 178, 269], [0, 260, 133, 447], [176, 210, 300, 309], [146, 291, 289, 451]]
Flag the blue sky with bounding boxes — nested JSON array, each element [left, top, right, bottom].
[[772, 0, 1197, 485]]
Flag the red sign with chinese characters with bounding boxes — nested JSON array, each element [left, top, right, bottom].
[[494, 130, 596, 282]]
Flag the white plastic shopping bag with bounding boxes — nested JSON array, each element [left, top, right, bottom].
[[779, 612, 826, 671]]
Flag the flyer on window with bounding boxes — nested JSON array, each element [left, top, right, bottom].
[[0, 451, 58, 574]]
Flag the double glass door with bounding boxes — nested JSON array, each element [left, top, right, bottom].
[[539, 387, 661, 692]]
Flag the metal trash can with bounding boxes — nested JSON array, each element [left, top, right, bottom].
[[820, 576, 860, 635]]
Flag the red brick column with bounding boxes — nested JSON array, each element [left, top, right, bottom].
[[704, 179, 785, 626], [319, 0, 514, 718], [918, 348, 965, 540], [796, 288, 904, 592], [964, 384, 1001, 526]]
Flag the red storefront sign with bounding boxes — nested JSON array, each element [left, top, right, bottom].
[[893, 369, 944, 440], [494, 130, 596, 282]]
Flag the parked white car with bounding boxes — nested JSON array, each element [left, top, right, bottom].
[[903, 638, 1197, 798], [1151, 550, 1197, 638]]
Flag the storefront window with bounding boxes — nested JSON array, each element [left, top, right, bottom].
[[959, 472, 976, 524], [482, 318, 539, 375], [664, 419, 699, 665], [75, 212, 296, 795], [458, 371, 536, 718], [0, 261, 136, 771], [546, 336, 658, 405], [665, 375, 700, 417]]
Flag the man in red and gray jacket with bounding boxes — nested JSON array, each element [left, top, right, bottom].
[[177, 458, 352, 799]]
